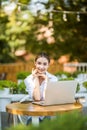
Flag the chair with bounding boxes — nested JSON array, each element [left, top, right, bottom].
[[0, 73, 7, 80]]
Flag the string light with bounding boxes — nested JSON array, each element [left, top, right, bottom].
[[63, 12, 67, 21], [17, 2, 87, 15], [77, 12, 80, 22], [53, 10, 87, 14], [53, 10, 87, 22], [3, 1, 87, 22]]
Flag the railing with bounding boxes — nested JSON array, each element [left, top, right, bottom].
[[64, 63, 87, 73]]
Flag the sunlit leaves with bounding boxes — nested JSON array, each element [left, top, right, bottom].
[[18, 0, 31, 4]]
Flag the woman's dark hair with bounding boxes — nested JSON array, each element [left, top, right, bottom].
[[35, 52, 50, 63]]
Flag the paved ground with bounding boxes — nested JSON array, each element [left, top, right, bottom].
[[1, 112, 13, 130], [1, 112, 21, 130], [1, 107, 87, 130]]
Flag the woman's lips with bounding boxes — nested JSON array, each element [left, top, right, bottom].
[[37, 70, 45, 74]]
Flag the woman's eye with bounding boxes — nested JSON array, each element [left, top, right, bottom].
[[37, 62, 41, 65], [44, 63, 47, 66], [37, 62, 48, 66]]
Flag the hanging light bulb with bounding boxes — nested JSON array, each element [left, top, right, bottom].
[[63, 12, 67, 22], [49, 5, 53, 19], [49, 12, 53, 19], [77, 12, 80, 22], [4, 1, 17, 15]]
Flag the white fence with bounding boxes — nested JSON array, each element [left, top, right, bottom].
[[64, 63, 87, 73]]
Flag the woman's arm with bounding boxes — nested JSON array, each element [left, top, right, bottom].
[[33, 73, 48, 101], [24, 75, 34, 99], [33, 77, 41, 101]]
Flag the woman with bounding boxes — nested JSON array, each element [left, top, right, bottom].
[[24, 52, 57, 124]]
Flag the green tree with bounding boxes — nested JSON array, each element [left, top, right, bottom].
[[0, 11, 16, 63], [0, 0, 87, 63], [18, 0, 87, 61]]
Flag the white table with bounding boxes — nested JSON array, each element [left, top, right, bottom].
[[0, 94, 28, 130]]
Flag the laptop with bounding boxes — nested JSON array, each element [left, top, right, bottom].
[[32, 80, 77, 106]]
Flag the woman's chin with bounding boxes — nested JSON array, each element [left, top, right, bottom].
[[38, 71, 45, 74]]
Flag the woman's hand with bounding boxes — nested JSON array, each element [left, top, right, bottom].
[[32, 68, 47, 80], [37, 73, 47, 80], [32, 68, 48, 101], [32, 68, 38, 77]]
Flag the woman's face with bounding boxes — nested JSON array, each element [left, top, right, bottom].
[[35, 57, 49, 74]]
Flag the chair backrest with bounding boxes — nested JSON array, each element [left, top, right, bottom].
[[0, 73, 7, 80]]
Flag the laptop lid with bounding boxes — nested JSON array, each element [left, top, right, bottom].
[[43, 80, 77, 106]]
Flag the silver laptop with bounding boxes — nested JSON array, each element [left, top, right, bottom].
[[32, 80, 77, 106]]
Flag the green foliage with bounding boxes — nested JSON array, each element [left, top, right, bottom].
[[17, 81, 28, 94], [71, 71, 82, 78], [76, 83, 80, 93], [16, 71, 31, 79], [55, 71, 71, 77], [59, 77, 75, 81], [83, 81, 87, 90], [0, 40, 16, 63], [0, 80, 17, 90], [0, 13, 16, 63], [18, 0, 30, 4], [0, 80, 27, 94], [10, 80, 27, 94], [0, 0, 87, 63], [6, 111, 87, 130]]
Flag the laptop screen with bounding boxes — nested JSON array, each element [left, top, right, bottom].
[[44, 80, 77, 105]]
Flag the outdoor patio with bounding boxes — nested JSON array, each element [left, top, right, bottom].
[[0, 0, 87, 130]]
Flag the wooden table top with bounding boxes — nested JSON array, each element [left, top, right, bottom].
[[6, 101, 82, 116]]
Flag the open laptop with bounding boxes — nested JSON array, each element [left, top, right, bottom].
[[32, 80, 77, 106]]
